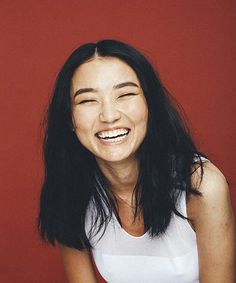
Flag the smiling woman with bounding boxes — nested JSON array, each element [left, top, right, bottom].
[[38, 40, 235, 283], [71, 57, 148, 163]]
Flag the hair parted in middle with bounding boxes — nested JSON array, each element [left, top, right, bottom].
[[38, 39, 205, 250]]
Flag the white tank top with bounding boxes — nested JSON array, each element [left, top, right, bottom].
[[85, 189, 199, 283]]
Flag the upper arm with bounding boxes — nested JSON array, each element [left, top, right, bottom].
[[59, 245, 99, 283], [188, 161, 236, 283]]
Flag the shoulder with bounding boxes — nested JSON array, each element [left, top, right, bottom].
[[187, 159, 235, 237], [193, 160, 229, 199], [188, 160, 232, 222]]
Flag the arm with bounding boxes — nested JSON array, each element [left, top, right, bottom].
[[188, 161, 236, 283], [59, 245, 99, 283]]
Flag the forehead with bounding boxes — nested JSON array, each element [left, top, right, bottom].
[[71, 56, 140, 89]]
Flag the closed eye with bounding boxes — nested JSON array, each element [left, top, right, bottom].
[[78, 99, 97, 104], [118, 93, 137, 98]]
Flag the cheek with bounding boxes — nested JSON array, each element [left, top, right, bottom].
[[73, 108, 96, 132], [124, 99, 148, 125]]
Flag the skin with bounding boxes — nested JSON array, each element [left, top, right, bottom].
[[60, 56, 236, 283], [188, 162, 236, 282], [71, 56, 148, 167]]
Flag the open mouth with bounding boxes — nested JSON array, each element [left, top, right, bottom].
[[96, 128, 130, 142]]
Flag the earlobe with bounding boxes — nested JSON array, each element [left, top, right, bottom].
[[71, 116, 76, 132]]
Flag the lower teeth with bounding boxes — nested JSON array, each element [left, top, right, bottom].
[[104, 133, 126, 139]]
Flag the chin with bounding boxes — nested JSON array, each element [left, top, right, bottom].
[[95, 151, 136, 164]]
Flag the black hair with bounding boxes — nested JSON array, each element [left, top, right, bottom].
[[38, 39, 205, 250]]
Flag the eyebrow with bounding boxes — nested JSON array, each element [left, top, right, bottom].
[[73, 81, 140, 98], [113, 81, 140, 89]]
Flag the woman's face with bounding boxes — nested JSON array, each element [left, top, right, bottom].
[[71, 56, 148, 164]]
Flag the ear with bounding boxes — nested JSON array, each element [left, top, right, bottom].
[[71, 114, 76, 132]]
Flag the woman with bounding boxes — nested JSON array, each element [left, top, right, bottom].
[[38, 39, 235, 283]]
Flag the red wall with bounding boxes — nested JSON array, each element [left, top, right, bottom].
[[1, 1, 235, 282]]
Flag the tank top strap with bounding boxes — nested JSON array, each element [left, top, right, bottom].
[[175, 190, 188, 218], [193, 154, 209, 163]]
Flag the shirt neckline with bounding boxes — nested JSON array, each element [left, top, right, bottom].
[[112, 212, 149, 239]]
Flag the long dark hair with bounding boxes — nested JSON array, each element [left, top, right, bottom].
[[38, 39, 205, 250]]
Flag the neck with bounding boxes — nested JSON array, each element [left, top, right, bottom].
[[96, 157, 139, 196]]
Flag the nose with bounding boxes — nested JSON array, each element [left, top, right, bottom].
[[99, 101, 121, 123]]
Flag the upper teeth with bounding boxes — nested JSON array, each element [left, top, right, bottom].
[[97, 128, 129, 139]]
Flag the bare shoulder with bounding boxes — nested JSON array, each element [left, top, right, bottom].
[[193, 159, 228, 194], [188, 160, 233, 222]]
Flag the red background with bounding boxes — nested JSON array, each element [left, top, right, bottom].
[[0, 1, 235, 282]]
